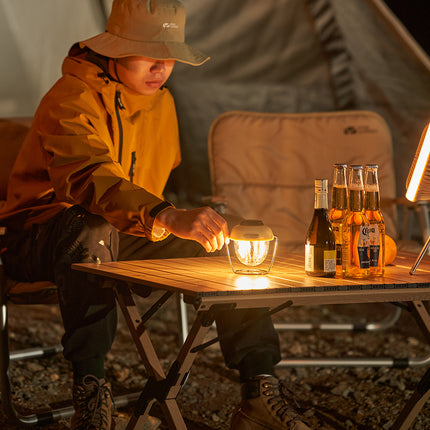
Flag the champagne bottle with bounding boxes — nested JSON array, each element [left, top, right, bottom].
[[364, 164, 385, 276], [342, 165, 370, 278], [305, 179, 336, 277], [329, 163, 348, 277]]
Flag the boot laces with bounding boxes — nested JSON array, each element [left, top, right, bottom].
[[263, 379, 302, 425], [73, 375, 114, 429]]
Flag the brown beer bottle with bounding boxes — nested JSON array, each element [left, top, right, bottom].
[[342, 165, 370, 278], [329, 163, 348, 277], [364, 164, 385, 276]]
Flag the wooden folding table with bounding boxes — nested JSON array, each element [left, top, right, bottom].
[[73, 251, 430, 430]]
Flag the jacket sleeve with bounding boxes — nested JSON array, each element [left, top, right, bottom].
[[38, 80, 170, 240]]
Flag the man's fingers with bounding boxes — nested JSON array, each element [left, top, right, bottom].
[[205, 219, 226, 251], [154, 205, 229, 252]]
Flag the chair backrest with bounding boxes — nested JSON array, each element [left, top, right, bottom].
[[208, 110, 397, 249], [0, 118, 32, 201]]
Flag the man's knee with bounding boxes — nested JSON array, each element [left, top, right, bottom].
[[56, 205, 119, 265]]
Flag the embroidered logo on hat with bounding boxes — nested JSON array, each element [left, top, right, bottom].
[[163, 22, 179, 29]]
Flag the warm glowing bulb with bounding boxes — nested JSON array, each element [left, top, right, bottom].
[[233, 240, 270, 266]]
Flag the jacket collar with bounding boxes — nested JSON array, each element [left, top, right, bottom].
[[62, 44, 166, 115]]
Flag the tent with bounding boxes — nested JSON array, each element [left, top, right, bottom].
[[1, 0, 430, 228]]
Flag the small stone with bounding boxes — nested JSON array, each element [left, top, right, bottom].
[[212, 413, 220, 422]]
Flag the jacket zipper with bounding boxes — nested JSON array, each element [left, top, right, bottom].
[[115, 90, 125, 164], [129, 151, 136, 183]]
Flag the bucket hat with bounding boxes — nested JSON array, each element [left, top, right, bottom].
[[80, 0, 209, 66]]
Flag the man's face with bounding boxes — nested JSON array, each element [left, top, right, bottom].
[[113, 56, 175, 95]]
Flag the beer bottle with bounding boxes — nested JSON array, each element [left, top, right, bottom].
[[329, 163, 348, 277], [364, 164, 385, 276], [305, 179, 336, 277], [342, 165, 370, 278]]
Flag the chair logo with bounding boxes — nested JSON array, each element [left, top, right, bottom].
[[344, 126, 357, 135], [163, 22, 179, 29], [344, 125, 378, 135]]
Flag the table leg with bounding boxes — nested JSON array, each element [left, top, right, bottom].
[[391, 368, 430, 430], [114, 283, 214, 429], [391, 301, 430, 429], [114, 283, 166, 380], [408, 301, 430, 343]]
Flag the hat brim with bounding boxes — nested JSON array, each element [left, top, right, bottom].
[[80, 32, 209, 66]]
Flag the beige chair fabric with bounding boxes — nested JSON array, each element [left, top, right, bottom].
[[208, 110, 397, 249]]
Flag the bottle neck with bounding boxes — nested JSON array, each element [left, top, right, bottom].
[[331, 185, 348, 210], [365, 190, 380, 211], [315, 191, 328, 209], [349, 188, 364, 211]]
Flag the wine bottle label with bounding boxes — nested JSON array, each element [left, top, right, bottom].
[[305, 244, 314, 272], [368, 225, 380, 267], [323, 250, 336, 272], [357, 226, 370, 269], [305, 245, 336, 273]]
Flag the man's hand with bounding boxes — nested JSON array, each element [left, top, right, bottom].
[[153, 206, 229, 252]]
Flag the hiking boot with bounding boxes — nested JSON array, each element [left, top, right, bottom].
[[71, 375, 113, 430], [230, 375, 311, 429]]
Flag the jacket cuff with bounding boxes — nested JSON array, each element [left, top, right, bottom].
[[149, 200, 174, 218], [146, 200, 174, 241]]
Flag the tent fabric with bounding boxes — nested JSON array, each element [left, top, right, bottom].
[[0, 0, 106, 116], [168, 0, 430, 205], [208, 110, 397, 248], [304, 0, 357, 110]]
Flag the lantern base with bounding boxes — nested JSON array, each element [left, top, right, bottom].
[[226, 237, 278, 275]]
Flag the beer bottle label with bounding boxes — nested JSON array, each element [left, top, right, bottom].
[[335, 243, 342, 266], [368, 225, 380, 267], [357, 226, 370, 269]]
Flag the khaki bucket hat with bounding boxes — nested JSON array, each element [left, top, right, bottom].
[[80, 0, 209, 66]]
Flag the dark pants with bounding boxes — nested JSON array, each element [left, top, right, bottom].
[[2, 205, 280, 382]]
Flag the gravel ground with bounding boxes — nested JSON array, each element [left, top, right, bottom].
[[2, 289, 430, 429]]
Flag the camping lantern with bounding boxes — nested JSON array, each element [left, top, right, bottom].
[[227, 220, 278, 275]]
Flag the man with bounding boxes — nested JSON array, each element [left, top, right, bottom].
[[0, 1, 310, 429]]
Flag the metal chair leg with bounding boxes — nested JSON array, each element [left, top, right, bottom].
[[176, 293, 189, 344], [274, 305, 402, 332], [0, 287, 140, 426]]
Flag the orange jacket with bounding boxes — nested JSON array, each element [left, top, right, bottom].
[[0, 48, 181, 240]]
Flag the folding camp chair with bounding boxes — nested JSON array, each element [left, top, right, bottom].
[[204, 109, 421, 368], [0, 118, 139, 427]]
